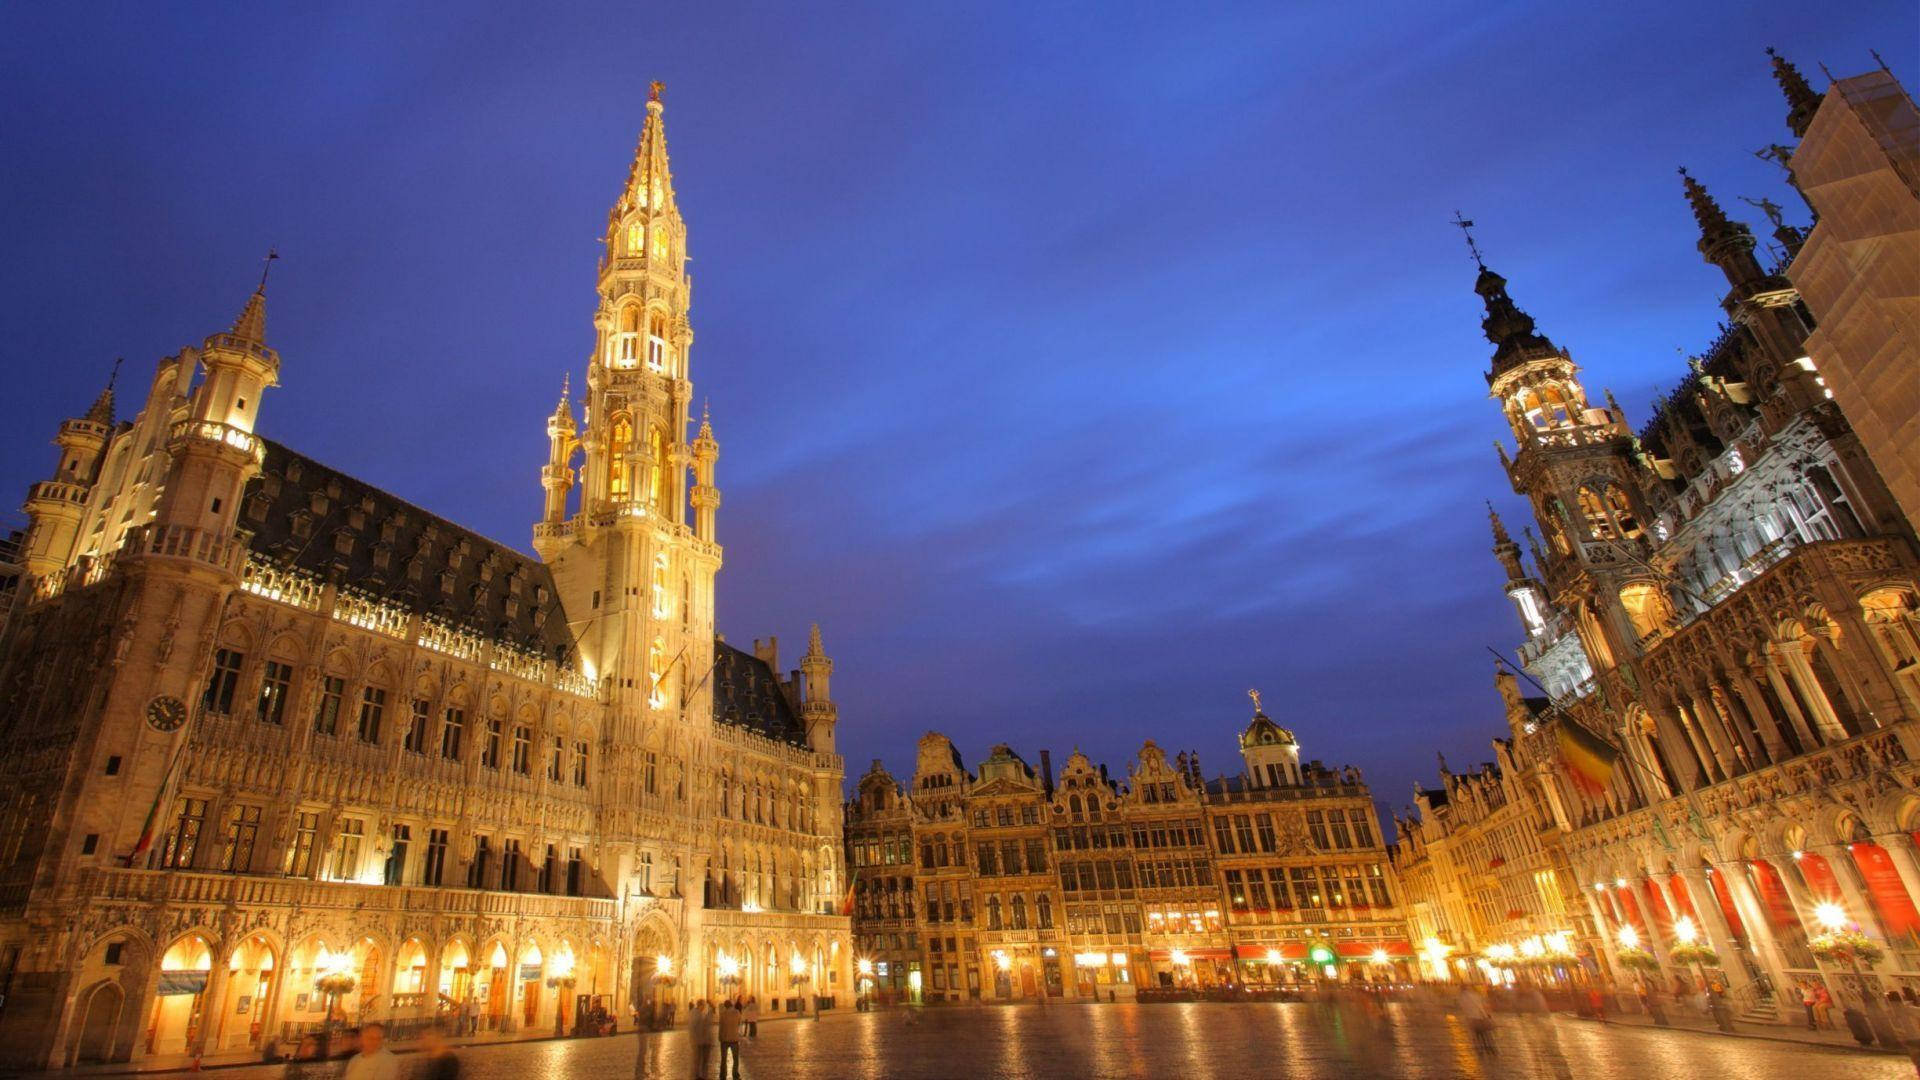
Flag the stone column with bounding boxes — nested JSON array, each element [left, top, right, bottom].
[[1875, 834, 1920, 927], [1683, 690, 1741, 778], [1728, 673, 1791, 761], [1758, 659, 1824, 751], [191, 958, 231, 1057], [1719, 863, 1797, 1002], [1677, 867, 1747, 991]]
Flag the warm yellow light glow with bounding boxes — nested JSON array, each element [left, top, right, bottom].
[[656, 955, 672, 977], [1109, 952, 1127, 967], [1814, 902, 1847, 931], [992, 950, 1011, 972], [907, 970, 921, 991], [790, 953, 808, 977], [1170, 949, 1191, 967], [856, 958, 873, 977], [1614, 878, 1627, 888], [1266, 948, 1284, 965], [1371, 948, 1391, 966], [1519, 938, 1544, 959], [1486, 944, 1516, 963], [741, 902, 763, 914], [716, 952, 740, 981], [1672, 917, 1698, 945], [1617, 926, 1640, 950]]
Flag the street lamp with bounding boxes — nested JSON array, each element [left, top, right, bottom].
[[1422, 938, 1452, 983], [313, 948, 357, 1058], [1668, 918, 1732, 1032], [856, 957, 874, 1011], [1808, 901, 1893, 1046], [789, 953, 813, 1019], [716, 951, 741, 1000], [545, 953, 576, 1037], [649, 955, 675, 1029]]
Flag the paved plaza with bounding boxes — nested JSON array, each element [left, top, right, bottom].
[[113, 1002, 1904, 1080]]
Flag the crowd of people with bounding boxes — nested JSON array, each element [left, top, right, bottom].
[[684, 996, 762, 1080]]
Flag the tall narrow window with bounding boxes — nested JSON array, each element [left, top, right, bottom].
[[219, 804, 261, 872], [314, 676, 345, 736], [384, 824, 410, 885], [203, 649, 244, 716], [609, 415, 634, 499], [500, 839, 522, 891], [648, 637, 667, 709], [568, 847, 584, 896], [441, 707, 466, 761], [160, 797, 208, 869], [644, 751, 658, 795], [357, 686, 387, 744], [257, 661, 292, 725], [614, 308, 640, 367], [404, 699, 430, 753], [328, 818, 364, 881], [1577, 486, 1616, 540], [481, 717, 502, 768], [284, 811, 319, 877], [572, 741, 589, 787], [647, 312, 668, 372], [626, 222, 643, 255], [548, 736, 564, 782], [424, 828, 449, 887], [512, 726, 532, 775], [470, 836, 491, 889], [1606, 485, 1644, 539]]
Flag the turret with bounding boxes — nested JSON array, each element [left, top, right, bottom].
[[148, 274, 276, 550], [1238, 689, 1300, 788], [1491, 504, 1552, 637], [19, 365, 120, 575], [534, 376, 577, 559], [800, 623, 837, 754], [1679, 168, 1765, 289], [691, 403, 720, 542]]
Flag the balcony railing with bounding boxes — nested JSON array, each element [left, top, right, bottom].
[[70, 866, 618, 922], [170, 418, 266, 465]]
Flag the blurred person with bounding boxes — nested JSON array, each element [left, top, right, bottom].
[[417, 1022, 462, 1080], [342, 1022, 398, 1080]]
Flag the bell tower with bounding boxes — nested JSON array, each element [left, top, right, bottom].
[[538, 83, 719, 754]]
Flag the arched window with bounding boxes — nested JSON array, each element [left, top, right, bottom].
[[609, 415, 634, 500], [647, 426, 667, 510], [1010, 894, 1028, 930], [648, 637, 667, 710], [626, 222, 643, 255], [613, 308, 641, 367], [1577, 486, 1616, 540], [1517, 383, 1573, 429], [1862, 589, 1920, 710], [1605, 485, 1643, 539], [1542, 498, 1573, 554], [647, 312, 669, 372], [652, 553, 671, 618], [986, 895, 1002, 929]]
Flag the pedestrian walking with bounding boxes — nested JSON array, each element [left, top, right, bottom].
[[718, 999, 744, 1080], [1801, 982, 1818, 1029], [1814, 983, 1834, 1029], [743, 995, 760, 1038], [1458, 986, 1495, 1054], [341, 1023, 399, 1080], [688, 1001, 715, 1080], [417, 1023, 463, 1080]]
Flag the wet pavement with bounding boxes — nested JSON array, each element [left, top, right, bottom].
[[109, 1001, 1912, 1079]]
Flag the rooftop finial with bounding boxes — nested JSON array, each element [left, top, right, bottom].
[[85, 357, 122, 423], [561, 372, 570, 401], [1487, 501, 1511, 545], [649, 80, 665, 104], [1679, 167, 1734, 237], [107, 355, 122, 392], [258, 247, 279, 291], [1451, 210, 1485, 269], [1247, 687, 1263, 716]]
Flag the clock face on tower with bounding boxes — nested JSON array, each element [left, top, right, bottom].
[[145, 695, 187, 733]]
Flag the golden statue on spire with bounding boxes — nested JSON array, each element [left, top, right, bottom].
[[649, 80, 665, 104], [1248, 688, 1263, 715]]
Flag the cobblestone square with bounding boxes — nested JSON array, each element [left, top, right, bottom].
[[192, 1003, 1905, 1080]]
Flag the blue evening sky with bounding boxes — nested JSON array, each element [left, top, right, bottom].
[[1, 2, 1911, 824]]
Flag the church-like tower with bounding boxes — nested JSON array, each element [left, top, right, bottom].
[[536, 84, 721, 765]]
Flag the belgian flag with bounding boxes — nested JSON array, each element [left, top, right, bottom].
[[1557, 718, 1618, 797]]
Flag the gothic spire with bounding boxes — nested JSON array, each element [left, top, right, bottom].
[[84, 357, 121, 424], [1766, 47, 1823, 138], [1476, 261, 1559, 382], [612, 80, 678, 227], [1488, 502, 1526, 581], [1679, 168, 1761, 283]]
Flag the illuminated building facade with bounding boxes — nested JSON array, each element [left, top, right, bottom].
[[844, 711, 1410, 1002], [1394, 53, 1920, 1016], [0, 89, 851, 1070]]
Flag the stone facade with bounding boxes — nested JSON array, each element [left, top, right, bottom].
[[0, 90, 851, 1070], [1393, 53, 1920, 1022], [844, 711, 1409, 1004]]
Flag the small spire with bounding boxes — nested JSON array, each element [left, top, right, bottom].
[[1605, 387, 1623, 418], [1487, 502, 1511, 545], [807, 623, 825, 656], [698, 398, 714, 438], [650, 80, 665, 105], [227, 249, 275, 345], [1678, 167, 1733, 236], [560, 372, 571, 402], [1766, 47, 1823, 137], [84, 357, 122, 423], [1451, 211, 1485, 269], [1475, 260, 1558, 380]]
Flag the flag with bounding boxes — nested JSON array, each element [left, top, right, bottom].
[[123, 741, 187, 866], [839, 875, 857, 917], [1557, 719, 1617, 798]]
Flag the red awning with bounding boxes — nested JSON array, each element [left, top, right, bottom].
[[1232, 944, 1309, 961]]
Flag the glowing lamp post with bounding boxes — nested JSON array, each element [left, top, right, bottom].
[[1307, 943, 1337, 982], [1613, 925, 1664, 1025], [546, 953, 576, 1037], [1809, 901, 1894, 1047], [716, 951, 741, 999], [856, 957, 874, 1010], [313, 949, 357, 1058], [1422, 938, 1453, 983], [789, 953, 815, 1019], [650, 955, 675, 1029]]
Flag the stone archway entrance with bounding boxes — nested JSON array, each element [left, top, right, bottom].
[[69, 981, 122, 1065], [630, 920, 676, 1028]]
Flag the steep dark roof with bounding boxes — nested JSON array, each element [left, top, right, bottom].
[[711, 639, 808, 749], [241, 440, 577, 661]]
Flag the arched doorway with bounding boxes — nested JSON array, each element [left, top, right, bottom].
[[69, 981, 122, 1065], [518, 944, 545, 1030], [438, 940, 473, 1028], [393, 940, 429, 1021], [146, 935, 212, 1056], [216, 935, 277, 1051], [480, 942, 510, 1031]]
